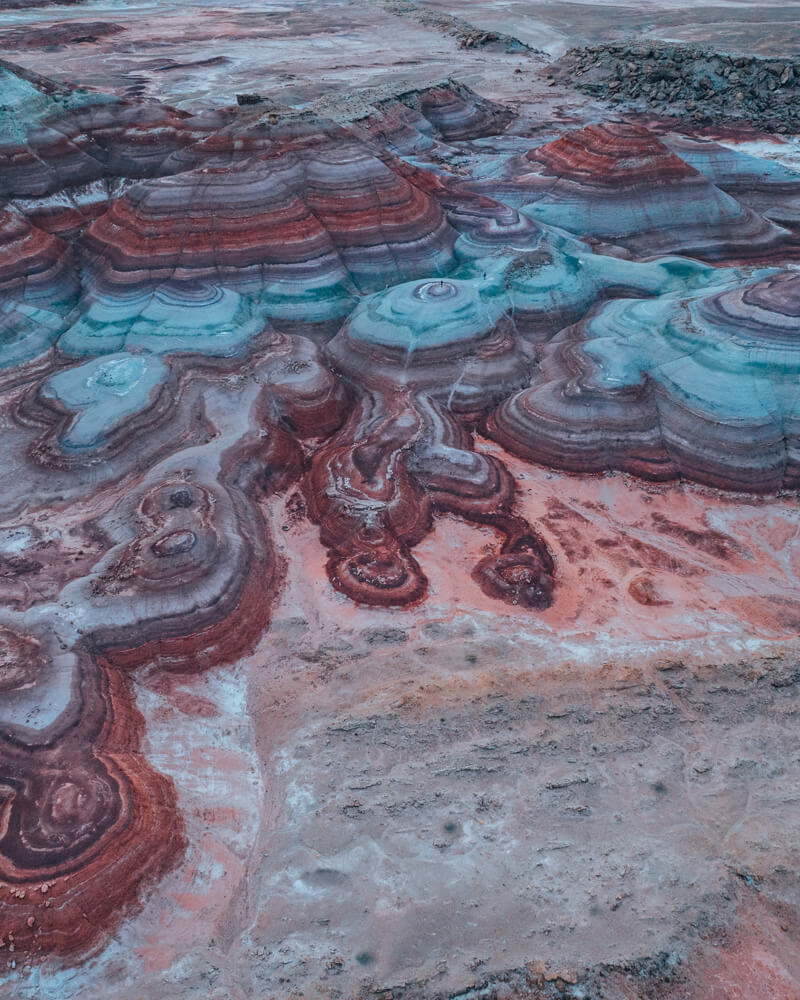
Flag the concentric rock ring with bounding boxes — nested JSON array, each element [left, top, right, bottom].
[[488, 269, 800, 492]]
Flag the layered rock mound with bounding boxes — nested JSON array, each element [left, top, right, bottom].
[[310, 276, 555, 609], [662, 133, 800, 228], [2, 58, 800, 972], [68, 113, 459, 342], [489, 269, 800, 492], [480, 121, 788, 260], [0, 59, 230, 237]]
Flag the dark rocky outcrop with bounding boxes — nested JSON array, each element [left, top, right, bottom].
[[550, 43, 800, 132]]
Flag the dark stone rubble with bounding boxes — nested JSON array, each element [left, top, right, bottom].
[[550, 43, 800, 132]]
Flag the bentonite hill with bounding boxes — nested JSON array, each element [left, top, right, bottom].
[[0, 2, 799, 999]]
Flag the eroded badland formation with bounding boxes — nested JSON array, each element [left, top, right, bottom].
[[0, 2, 800, 998]]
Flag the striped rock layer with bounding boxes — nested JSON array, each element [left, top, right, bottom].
[[488, 270, 800, 493], [2, 60, 800, 963]]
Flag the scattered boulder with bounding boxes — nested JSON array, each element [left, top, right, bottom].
[[551, 43, 800, 132]]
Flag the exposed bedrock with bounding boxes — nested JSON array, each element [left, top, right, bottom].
[[380, 0, 534, 56], [0, 208, 75, 302], [0, 633, 184, 957], [0, 627, 45, 692], [0, 332, 351, 959], [475, 121, 790, 261], [306, 277, 555, 610], [69, 134, 457, 342], [453, 212, 727, 344], [489, 269, 800, 493], [0, 207, 78, 369], [661, 133, 800, 229], [2, 56, 800, 981], [552, 43, 800, 133], [0, 61, 229, 238], [0, 20, 124, 51], [327, 78, 517, 157], [82, 336, 347, 671], [0, 326, 346, 519], [410, 80, 516, 142], [85, 469, 282, 673], [0, 329, 352, 956]]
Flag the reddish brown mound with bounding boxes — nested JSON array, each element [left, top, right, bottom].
[[527, 121, 695, 186], [303, 288, 555, 610], [0, 646, 184, 957], [79, 131, 456, 301], [0, 208, 75, 301], [0, 60, 230, 238], [498, 121, 787, 259]]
